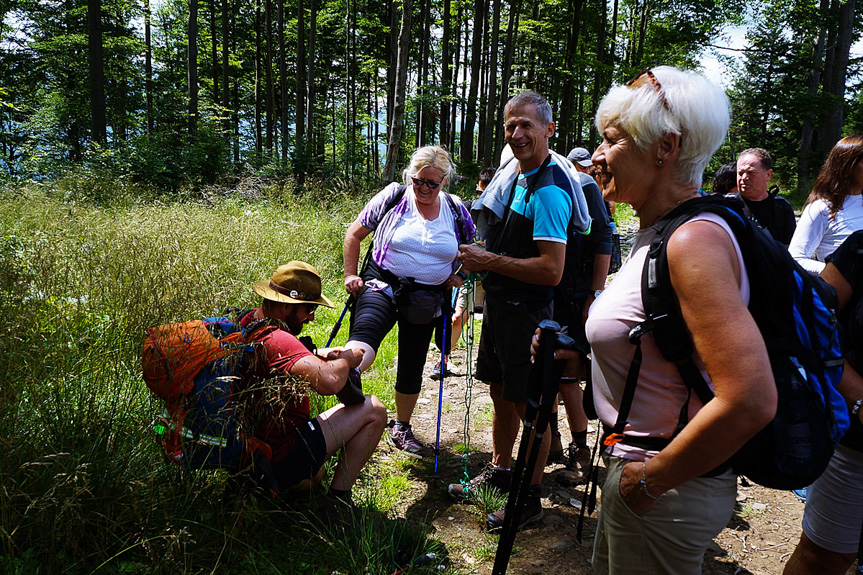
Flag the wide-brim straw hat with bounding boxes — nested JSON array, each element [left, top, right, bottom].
[[252, 261, 335, 308]]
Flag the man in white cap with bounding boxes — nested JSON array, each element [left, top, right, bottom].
[[243, 261, 387, 512]]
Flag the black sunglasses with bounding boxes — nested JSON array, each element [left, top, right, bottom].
[[411, 176, 441, 190], [300, 303, 319, 313]]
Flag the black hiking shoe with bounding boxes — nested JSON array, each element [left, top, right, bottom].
[[486, 484, 544, 532], [315, 493, 359, 528], [447, 464, 512, 500], [546, 430, 564, 465], [557, 443, 592, 486]]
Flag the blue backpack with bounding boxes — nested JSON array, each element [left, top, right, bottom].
[[142, 310, 279, 492], [608, 195, 850, 489]]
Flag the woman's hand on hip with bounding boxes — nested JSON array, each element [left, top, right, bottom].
[[619, 460, 660, 516], [344, 274, 364, 297]]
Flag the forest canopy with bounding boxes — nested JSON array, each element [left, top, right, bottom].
[[1, 0, 862, 199]]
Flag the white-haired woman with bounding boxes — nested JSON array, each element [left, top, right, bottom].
[[572, 67, 775, 573], [342, 146, 475, 457]]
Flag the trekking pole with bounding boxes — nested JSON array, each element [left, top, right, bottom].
[[433, 289, 458, 475], [325, 297, 353, 348], [493, 320, 567, 575]]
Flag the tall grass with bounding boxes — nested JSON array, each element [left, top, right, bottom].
[[0, 179, 432, 574]]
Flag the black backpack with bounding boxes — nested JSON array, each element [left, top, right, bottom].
[[609, 195, 850, 489]]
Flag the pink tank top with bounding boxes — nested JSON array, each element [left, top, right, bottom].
[[585, 213, 750, 460]]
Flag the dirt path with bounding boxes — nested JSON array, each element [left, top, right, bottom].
[[374, 336, 814, 575]]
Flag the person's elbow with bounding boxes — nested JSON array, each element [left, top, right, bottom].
[[314, 365, 348, 396], [736, 377, 777, 436]]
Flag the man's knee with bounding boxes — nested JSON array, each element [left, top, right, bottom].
[[788, 533, 856, 575], [366, 394, 387, 427]]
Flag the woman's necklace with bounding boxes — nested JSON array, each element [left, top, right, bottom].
[[645, 193, 700, 227]]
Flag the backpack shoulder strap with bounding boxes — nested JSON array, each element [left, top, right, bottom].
[[442, 191, 473, 244], [360, 184, 408, 276]]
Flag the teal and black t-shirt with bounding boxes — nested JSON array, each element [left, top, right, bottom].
[[484, 157, 573, 305]]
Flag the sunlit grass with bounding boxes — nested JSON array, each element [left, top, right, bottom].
[[0, 179, 427, 574]]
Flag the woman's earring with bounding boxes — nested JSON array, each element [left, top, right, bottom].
[[657, 159, 664, 166]]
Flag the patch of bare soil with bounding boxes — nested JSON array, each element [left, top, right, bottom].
[[374, 336, 819, 575]]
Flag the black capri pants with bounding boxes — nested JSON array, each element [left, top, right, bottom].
[[349, 286, 450, 395]]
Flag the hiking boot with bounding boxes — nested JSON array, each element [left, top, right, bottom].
[[315, 493, 358, 528], [391, 424, 425, 459], [546, 430, 564, 465], [557, 443, 591, 486], [430, 359, 454, 380], [486, 485, 544, 532], [447, 464, 512, 499]]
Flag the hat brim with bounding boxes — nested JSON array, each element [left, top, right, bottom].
[[252, 280, 335, 308], [577, 160, 594, 167]]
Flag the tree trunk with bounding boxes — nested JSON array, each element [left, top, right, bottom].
[[440, 0, 452, 147], [417, 0, 430, 148], [817, 0, 855, 158], [265, 0, 274, 153], [296, 0, 306, 172], [278, 0, 288, 160], [254, 0, 262, 155], [494, 0, 521, 164], [87, 0, 106, 143], [188, 0, 198, 135], [222, 0, 230, 124], [209, 0, 219, 102], [144, 0, 153, 133], [386, 0, 396, 124], [481, 0, 500, 167], [383, 0, 414, 184], [796, 0, 829, 196], [306, 0, 317, 159], [476, 0, 490, 164], [635, 0, 648, 68]]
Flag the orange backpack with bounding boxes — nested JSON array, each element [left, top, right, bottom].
[[142, 313, 277, 484]]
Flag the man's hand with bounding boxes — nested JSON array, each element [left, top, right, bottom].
[[324, 346, 364, 369], [457, 243, 490, 274], [444, 273, 464, 290]]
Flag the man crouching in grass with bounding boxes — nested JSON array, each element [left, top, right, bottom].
[[242, 261, 387, 521]]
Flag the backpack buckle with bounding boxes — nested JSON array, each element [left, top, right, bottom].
[[604, 433, 625, 446], [628, 322, 650, 344]]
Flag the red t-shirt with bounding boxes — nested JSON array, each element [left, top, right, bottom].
[[240, 310, 314, 464]]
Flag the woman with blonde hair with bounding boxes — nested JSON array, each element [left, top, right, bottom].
[[342, 146, 474, 457], [789, 134, 863, 274]]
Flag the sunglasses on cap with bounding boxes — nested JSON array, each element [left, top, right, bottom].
[[411, 176, 441, 190]]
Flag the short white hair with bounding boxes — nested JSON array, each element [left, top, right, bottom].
[[594, 66, 730, 186]]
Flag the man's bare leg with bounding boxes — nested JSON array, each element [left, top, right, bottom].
[[317, 396, 387, 491]]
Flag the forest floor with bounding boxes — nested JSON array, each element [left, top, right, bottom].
[[373, 339, 818, 575]]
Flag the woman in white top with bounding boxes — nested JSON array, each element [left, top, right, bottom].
[[342, 146, 475, 457], [789, 135, 863, 274]]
